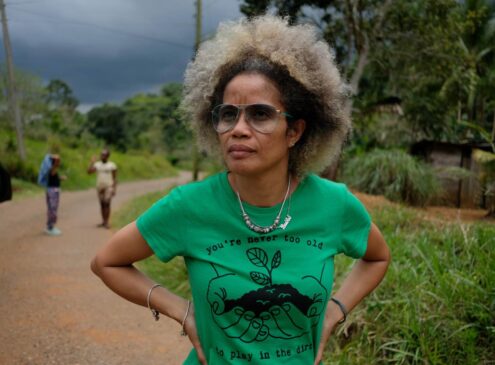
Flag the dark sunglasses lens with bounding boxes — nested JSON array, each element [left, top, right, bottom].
[[212, 105, 239, 132], [246, 104, 277, 121], [246, 104, 279, 133], [219, 105, 239, 121]]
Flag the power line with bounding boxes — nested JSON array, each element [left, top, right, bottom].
[[7, 6, 193, 48]]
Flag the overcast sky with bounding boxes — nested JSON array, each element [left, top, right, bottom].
[[1, 0, 243, 111]]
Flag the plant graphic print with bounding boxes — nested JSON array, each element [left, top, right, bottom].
[[248, 248, 281, 286], [206, 247, 328, 342]]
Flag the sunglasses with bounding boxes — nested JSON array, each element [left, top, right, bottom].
[[211, 104, 293, 134]]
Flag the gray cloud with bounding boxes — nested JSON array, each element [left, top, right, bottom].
[[1, 0, 242, 109]]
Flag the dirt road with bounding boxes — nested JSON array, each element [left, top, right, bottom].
[[0, 173, 193, 365]]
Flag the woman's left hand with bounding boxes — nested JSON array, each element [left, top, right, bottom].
[[313, 301, 341, 365], [184, 303, 208, 365]]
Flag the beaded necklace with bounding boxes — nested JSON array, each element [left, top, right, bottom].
[[235, 176, 292, 234]]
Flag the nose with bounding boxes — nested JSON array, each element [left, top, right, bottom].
[[231, 109, 251, 137]]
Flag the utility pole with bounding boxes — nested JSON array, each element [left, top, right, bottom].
[[191, 0, 202, 181], [0, 0, 25, 160]]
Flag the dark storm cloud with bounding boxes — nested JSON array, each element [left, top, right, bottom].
[[0, 0, 242, 109]]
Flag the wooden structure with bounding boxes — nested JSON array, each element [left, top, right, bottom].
[[411, 140, 491, 208]]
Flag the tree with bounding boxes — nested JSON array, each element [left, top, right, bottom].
[[160, 83, 191, 156], [87, 104, 127, 150], [44, 79, 83, 137], [239, 0, 471, 142], [0, 65, 47, 129], [240, 0, 393, 106], [120, 83, 191, 155], [45, 79, 78, 110]]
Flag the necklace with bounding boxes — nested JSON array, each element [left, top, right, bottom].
[[235, 176, 292, 234]]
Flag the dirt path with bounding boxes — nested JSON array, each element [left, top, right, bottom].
[[0, 173, 193, 365]]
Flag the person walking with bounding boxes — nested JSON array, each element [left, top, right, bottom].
[[87, 148, 117, 229], [91, 15, 391, 365], [38, 153, 64, 235]]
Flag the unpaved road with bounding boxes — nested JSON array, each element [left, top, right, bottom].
[[0, 173, 193, 365]]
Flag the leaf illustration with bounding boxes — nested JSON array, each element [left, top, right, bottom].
[[271, 250, 281, 269], [250, 271, 270, 286], [247, 248, 268, 268]]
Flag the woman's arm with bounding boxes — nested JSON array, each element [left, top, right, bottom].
[[91, 221, 207, 364], [87, 156, 97, 174], [314, 223, 391, 364]]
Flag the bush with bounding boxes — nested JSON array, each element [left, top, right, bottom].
[[341, 149, 440, 206], [0, 154, 38, 183]]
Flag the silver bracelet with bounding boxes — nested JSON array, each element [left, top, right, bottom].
[[330, 297, 348, 324], [147, 283, 162, 321], [180, 300, 191, 336]]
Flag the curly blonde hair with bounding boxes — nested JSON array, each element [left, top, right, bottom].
[[181, 15, 351, 176]]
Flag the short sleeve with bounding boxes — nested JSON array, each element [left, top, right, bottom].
[[136, 188, 187, 262], [340, 188, 371, 258]]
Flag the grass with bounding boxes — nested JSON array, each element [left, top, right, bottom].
[[1, 132, 178, 198], [114, 188, 495, 365], [341, 149, 440, 206], [10, 178, 44, 200], [325, 206, 494, 364]]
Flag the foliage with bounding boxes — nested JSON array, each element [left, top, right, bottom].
[[45, 79, 79, 110], [86, 103, 128, 151], [0, 65, 47, 129], [0, 131, 177, 191], [341, 149, 440, 206], [326, 205, 495, 364], [239, 0, 495, 145], [114, 186, 495, 364], [84, 83, 193, 164], [9, 177, 43, 201], [0, 66, 86, 143]]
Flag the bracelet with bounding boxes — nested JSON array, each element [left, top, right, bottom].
[[180, 300, 191, 336], [330, 297, 348, 324], [147, 283, 162, 321]]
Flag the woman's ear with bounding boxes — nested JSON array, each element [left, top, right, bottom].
[[287, 119, 306, 147]]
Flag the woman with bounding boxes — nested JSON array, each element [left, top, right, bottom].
[[39, 153, 64, 235], [91, 15, 390, 365]]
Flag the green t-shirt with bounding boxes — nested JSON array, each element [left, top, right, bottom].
[[137, 172, 371, 365]]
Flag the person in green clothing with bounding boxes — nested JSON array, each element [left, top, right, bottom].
[[91, 15, 391, 365]]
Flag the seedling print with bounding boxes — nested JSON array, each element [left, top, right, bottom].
[[248, 248, 280, 286], [207, 247, 328, 342]]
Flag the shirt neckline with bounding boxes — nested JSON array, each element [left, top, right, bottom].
[[218, 171, 310, 216]]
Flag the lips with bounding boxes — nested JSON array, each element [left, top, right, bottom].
[[228, 144, 255, 158]]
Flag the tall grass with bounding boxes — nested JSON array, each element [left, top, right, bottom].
[[326, 206, 494, 364], [341, 149, 440, 206], [115, 188, 495, 364]]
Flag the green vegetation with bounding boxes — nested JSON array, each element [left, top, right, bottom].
[[326, 205, 495, 365], [240, 0, 495, 144], [341, 149, 440, 206], [115, 189, 495, 364], [0, 132, 177, 195], [10, 178, 43, 200]]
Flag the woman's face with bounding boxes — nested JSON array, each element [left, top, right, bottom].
[[217, 72, 304, 177]]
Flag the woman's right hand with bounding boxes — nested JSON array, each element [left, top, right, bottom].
[[184, 303, 208, 365]]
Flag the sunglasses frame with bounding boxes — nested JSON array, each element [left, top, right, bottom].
[[211, 103, 293, 134]]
